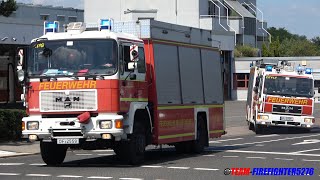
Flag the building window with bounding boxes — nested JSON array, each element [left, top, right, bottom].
[[68, 16, 77, 22], [234, 73, 250, 89], [315, 80, 320, 88], [40, 14, 49, 21], [208, 2, 216, 16], [57, 15, 65, 22]]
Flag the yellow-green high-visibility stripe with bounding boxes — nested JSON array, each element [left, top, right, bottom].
[[159, 133, 195, 140], [158, 104, 224, 110], [120, 98, 148, 102], [209, 130, 224, 134]]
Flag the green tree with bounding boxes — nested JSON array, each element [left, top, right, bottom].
[[311, 36, 320, 47], [279, 38, 320, 57], [234, 45, 259, 57], [268, 27, 307, 43], [0, 0, 17, 17], [261, 43, 270, 57]]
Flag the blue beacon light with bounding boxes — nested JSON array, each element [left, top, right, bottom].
[[100, 19, 112, 30], [265, 65, 273, 72], [44, 21, 59, 34], [305, 68, 312, 74]]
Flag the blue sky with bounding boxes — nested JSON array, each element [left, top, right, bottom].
[[16, 0, 320, 39], [258, 0, 320, 39]]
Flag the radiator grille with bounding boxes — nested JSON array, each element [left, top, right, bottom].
[[40, 90, 97, 112]]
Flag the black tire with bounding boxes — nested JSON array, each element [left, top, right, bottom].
[[40, 141, 67, 166], [119, 122, 146, 165], [254, 123, 263, 134], [248, 121, 254, 130], [191, 116, 208, 153]]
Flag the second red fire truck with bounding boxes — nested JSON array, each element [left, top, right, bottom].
[[246, 59, 315, 134], [18, 19, 225, 165]]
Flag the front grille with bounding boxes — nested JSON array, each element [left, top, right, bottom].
[[272, 105, 302, 115], [40, 90, 97, 112]]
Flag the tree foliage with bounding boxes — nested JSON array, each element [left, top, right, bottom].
[[234, 45, 259, 57], [0, 0, 17, 17], [262, 27, 320, 57]]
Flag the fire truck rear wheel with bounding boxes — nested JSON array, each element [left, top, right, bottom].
[[191, 116, 208, 153], [40, 141, 67, 166]]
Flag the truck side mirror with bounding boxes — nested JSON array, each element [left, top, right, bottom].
[[318, 87, 320, 93], [130, 44, 139, 62]]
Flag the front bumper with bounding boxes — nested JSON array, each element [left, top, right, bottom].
[[22, 114, 124, 140], [256, 113, 315, 128]]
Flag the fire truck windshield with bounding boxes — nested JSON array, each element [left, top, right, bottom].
[[263, 75, 314, 98], [28, 39, 118, 77]]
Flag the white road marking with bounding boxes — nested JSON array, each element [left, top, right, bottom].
[[216, 149, 320, 157], [119, 178, 143, 180], [167, 166, 190, 170], [26, 174, 51, 177], [87, 176, 113, 179], [209, 138, 243, 143], [224, 133, 320, 146], [29, 163, 47, 166], [0, 163, 24, 165], [0, 173, 20, 176], [97, 154, 113, 156], [141, 165, 163, 168], [57, 175, 83, 178], [256, 134, 279, 138], [92, 150, 113, 152], [0, 150, 15, 154], [302, 159, 320, 162], [255, 144, 264, 146], [292, 148, 320, 153], [246, 157, 266, 159], [193, 168, 219, 171], [75, 154, 93, 156], [292, 139, 320, 146], [274, 158, 293, 161], [223, 156, 239, 158], [203, 155, 215, 157]]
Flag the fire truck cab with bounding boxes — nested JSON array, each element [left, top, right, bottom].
[[17, 19, 225, 165], [246, 59, 315, 134]]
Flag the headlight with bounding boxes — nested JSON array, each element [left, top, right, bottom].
[[304, 118, 314, 123], [257, 115, 269, 120], [27, 121, 39, 130], [99, 120, 112, 129]]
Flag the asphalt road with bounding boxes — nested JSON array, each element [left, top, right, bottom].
[[1, 101, 320, 180]]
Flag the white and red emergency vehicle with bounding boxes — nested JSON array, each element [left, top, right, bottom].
[[246, 59, 315, 134], [17, 19, 225, 165]]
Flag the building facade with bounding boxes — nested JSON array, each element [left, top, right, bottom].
[[0, 3, 84, 102], [84, 0, 269, 100]]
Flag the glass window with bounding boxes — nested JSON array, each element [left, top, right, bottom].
[[68, 16, 77, 22], [137, 47, 146, 73], [234, 73, 250, 89], [28, 39, 118, 77], [40, 14, 49, 21], [57, 15, 65, 22]]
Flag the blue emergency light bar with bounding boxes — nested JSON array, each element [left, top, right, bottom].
[[265, 65, 273, 72], [44, 21, 59, 34], [305, 68, 312, 74], [99, 19, 112, 30]]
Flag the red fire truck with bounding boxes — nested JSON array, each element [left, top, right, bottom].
[[246, 59, 315, 134], [17, 19, 225, 165]]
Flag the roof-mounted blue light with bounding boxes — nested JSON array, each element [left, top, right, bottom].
[[265, 65, 273, 72], [99, 19, 112, 31], [305, 68, 312, 74], [44, 21, 59, 34]]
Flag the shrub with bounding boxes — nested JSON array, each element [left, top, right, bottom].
[[0, 109, 26, 141]]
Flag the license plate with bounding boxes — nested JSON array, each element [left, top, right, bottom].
[[57, 138, 79, 144], [280, 116, 293, 121]]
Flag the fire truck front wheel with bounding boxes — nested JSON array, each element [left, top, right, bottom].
[[40, 141, 67, 166], [254, 123, 264, 134]]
